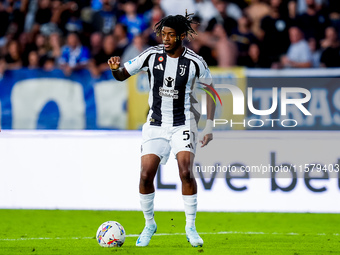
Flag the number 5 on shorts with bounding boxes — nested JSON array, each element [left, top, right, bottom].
[[183, 130, 190, 140]]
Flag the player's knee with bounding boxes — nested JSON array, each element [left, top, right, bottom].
[[179, 169, 191, 182], [140, 169, 155, 185], [178, 161, 192, 182]]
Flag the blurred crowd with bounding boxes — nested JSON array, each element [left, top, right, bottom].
[[1, 0, 340, 77]]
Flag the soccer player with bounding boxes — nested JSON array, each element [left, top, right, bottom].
[[108, 13, 215, 247]]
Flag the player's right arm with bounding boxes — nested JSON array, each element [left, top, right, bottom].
[[108, 56, 131, 81], [109, 47, 153, 81]]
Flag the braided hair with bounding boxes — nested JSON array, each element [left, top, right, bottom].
[[154, 10, 198, 41]]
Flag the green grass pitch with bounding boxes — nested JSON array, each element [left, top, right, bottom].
[[0, 210, 339, 255]]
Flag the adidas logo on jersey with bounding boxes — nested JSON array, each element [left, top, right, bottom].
[[154, 64, 164, 70]]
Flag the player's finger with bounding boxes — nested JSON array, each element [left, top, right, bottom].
[[113, 56, 120, 63], [108, 57, 118, 63], [200, 137, 208, 147], [200, 134, 212, 148], [108, 57, 114, 65]]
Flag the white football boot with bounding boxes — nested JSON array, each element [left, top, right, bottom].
[[186, 226, 203, 247], [135, 224, 157, 247]]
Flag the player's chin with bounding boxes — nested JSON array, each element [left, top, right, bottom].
[[164, 46, 174, 53]]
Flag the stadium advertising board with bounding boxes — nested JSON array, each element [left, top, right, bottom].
[[0, 69, 127, 130], [0, 131, 339, 213], [244, 77, 340, 130], [244, 69, 340, 130]]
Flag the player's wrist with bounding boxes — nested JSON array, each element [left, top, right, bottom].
[[111, 68, 119, 72], [203, 119, 213, 135]]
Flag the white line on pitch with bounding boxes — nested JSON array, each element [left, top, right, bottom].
[[1, 231, 339, 242]]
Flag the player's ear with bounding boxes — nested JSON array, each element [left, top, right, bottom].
[[180, 33, 185, 41]]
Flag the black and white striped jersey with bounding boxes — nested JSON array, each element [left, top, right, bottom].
[[124, 45, 212, 127]]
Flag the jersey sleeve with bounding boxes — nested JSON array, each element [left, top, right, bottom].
[[123, 48, 151, 76], [198, 60, 213, 86]]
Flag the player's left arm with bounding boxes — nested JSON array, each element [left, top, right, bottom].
[[200, 68, 216, 148]]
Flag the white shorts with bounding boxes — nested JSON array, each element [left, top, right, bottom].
[[141, 123, 198, 165]]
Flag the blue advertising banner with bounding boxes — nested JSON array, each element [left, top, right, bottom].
[[0, 69, 127, 130]]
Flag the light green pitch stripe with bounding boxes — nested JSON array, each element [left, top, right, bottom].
[[199, 88, 216, 105]]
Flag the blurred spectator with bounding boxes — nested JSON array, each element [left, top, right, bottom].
[[206, 0, 238, 36], [295, 0, 330, 41], [308, 37, 321, 68], [320, 27, 340, 67], [119, 0, 148, 42], [243, 43, 266, 67], [244, 0, 271, 39], [260, 0, 291, 67], [187, 16, 217, 66], [49, 0, 65, 25], [91, 0, 103, 11], [18, 32, 31, 66], [0, 0, 339, 73], [31, 0, 52, 36], [287, 0, 297, 19], [55, 1, 83, 35], [59, 32, 90, 75], [47, 32, 62, 59], [75, 0, 91, 10], [91, 0, 118, 35], [27, 50, 39, 69], [328, 0, 340, 39], [0, 56, 7, 79], [296, 0, 325, 15], [230, 14, 257, 66], [90, 32, 103, 56], [144, 4, 164, 46], [280, 26, 312, 68], [0, 0, 29, 39], [63, 1, 83, 34], [121, 34, 149, 64], [136, 0, 154, 16], [160, 0, 196, 16], [20, 32, 47, 67], [194, 0, 217, 30], [225, 0, 243, 21], [35, 31, 60, 70], [42, 56, 56, 71], [5, 40, 22, 69], [35, 33, 48, 58], [40, 0, 63, 36], [89, 34, 119, 77], [21, 33, 47, 66], [320, 26, 338, 49], [206, 23, 237, 67], [113, 23, 129, 56], [24, 0, 39, 33]]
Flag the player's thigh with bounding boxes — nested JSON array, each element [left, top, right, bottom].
[[170, 125, 198, 157], [141, 124, 171, 165]]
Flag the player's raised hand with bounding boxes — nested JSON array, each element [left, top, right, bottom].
[[108, 56, 121, 70]]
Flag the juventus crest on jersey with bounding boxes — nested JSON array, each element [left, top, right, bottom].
[[124, 45, 213, 127]]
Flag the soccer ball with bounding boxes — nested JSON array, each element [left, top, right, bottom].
[[96, 221, 126, 247]]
